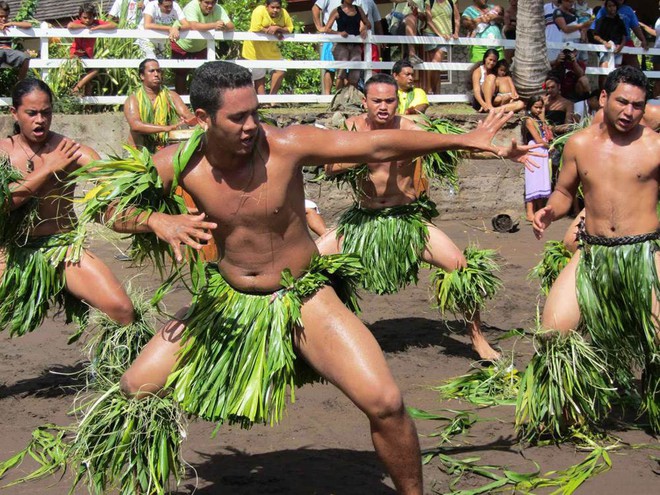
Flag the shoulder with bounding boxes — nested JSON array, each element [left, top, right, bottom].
[[399, 116, 422, 131], [0, 137, 13, 155]]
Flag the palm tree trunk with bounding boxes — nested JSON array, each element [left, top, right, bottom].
[[513, 0, 550, 99]]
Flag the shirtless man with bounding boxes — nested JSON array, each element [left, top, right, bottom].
[[0, 79, 134, 336], [124, 59, 195, 153], [533, 66, 660, 428], [317, 73, 500, 361], [543, 74, 575, 135], [115, 62, 530, 494]]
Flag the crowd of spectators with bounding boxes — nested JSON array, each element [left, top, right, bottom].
[[0, 0, 657, 100]]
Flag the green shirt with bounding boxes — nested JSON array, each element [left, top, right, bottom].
[[176, 1, 231, 53]]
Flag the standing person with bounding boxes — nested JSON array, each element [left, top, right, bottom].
[[422, 0, 460, 95], [123, 58, 195, 153], [639, 16, 659, 98], [544, 0, 562, 60], [137, 0, 188, 59], [393, 59, 429, 115], [591, 0, 648, 69], [357, 0, 384, 72], [317, 73, 502, 361], [322, 0, 370, 90], [530, 66, 660, 434], [172, 0, 234, 94], [0, 79, 136, 338], [105, 62, 531, 494], [461, 0, 504, 64], [0, 1, 31, 81], [67, 3, 117, 96], [109, 0, 145, 26], [312, 0, 342, 95], [502, 0, 517, 63], [521, 96, 552, 221], [469, 48, 498, 112], [552, 0, 592, 57], [593, 0, 626, 88], [242, 0, 293, 96]]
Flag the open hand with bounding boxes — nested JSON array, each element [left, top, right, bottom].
[[533, 205, 555, 239], [148, 212, 218, 262], [44, 138, 82, 174]]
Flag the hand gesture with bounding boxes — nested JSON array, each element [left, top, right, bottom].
[[44, 138, 82, 174], [466, 110, 514, 154], [148, 212, 218, 262], [533, 205, 555, 239]]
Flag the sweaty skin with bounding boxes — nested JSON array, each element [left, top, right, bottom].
[[534, 82, 660, 334]]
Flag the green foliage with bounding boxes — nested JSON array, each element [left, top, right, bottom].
[[529, 240, 572, 296], [14, 0, 40, 21]]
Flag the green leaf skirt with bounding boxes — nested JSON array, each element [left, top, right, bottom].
[[166, 254, 364, 428], [0, 230, 88, 337], [337, 195, 439, 295]]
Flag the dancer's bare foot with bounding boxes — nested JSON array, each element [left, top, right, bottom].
[[467, 315, 501, 362]]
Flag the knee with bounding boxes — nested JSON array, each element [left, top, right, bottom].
[[364, 385, 405, 423], [120, 370, 161, 398], [106, 296, 135, 327]]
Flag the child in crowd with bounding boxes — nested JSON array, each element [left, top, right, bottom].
[[322, 0, 370, 90], [242, 0, 293, 95], [0, 1, 32, 81], [68, 3, 117, 95], [493, 59, 519, 106], [475, 4, 504, 35], [521, 96, 553, 221], [138, 0, 188, 59]]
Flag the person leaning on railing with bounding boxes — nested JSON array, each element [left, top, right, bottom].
[[171, 0, 234, 94], [0, 1, 32, 81], [136, 0, 189, 59]]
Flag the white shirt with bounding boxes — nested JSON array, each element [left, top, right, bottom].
[[314, 0, 342, 30], [109, 0, 146, 24], [139, 1, 185, 28]]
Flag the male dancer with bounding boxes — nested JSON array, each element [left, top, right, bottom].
[[111, 62, 531, 494], [317, 73, 500, 361]]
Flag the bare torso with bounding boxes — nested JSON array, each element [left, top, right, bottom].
[[0, 133, 96, 237], [347, 114, 423, 209], [573, 124, 660, 236], [160, 125, 318, 293]]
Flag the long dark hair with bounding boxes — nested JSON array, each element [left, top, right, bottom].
[[11, 78, 54, 135]]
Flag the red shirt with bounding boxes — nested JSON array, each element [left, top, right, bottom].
[[69, 19, 110, 58]]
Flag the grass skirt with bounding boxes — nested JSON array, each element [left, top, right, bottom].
[[166, 254, 363, 427], [529, 240, 573, 296], [0, 230, 88, 337], [338, 196, 438, 295]]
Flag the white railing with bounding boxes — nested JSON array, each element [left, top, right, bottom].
[[1, 26, 659, 106]]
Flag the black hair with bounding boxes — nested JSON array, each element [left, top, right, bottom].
[[189, 61, 253, 117], [0, 1, 10, 14], [139, 58, 159, 75], [364, 73, 398, 95], [79, 2, 97, 17], [11, 78, 54, 135], [265, 0, 281, 5], [392, 59, 413, 75], [603, 0, 617, 8], [603, 65, 649, 100], [526, 95, 544, 113], [482, 48, 499, 63], [494, 59, 510, 76], [544, 74, 561, 86]]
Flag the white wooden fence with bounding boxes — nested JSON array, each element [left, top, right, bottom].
[[1, 26, 659, 106]]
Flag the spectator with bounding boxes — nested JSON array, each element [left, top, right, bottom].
[[172, 0, 234, 94], [591, 0, 647, 69], [502, 0, 517, 63], [68, 3, 117, 96], [137, 0, 188, 59], [322, 0, 370, 90], [305, 199, 327, 236], [549, 46, 590, 101], [242, 0, 293, 95], [123, 58, 195, 152], [109, 0, 145, 27], [552, 0, 592, 56], [388, 0, 426, 65], [357, 0, 383, 71], [393, 59, 428, 115], [638, 16, 659, 98], [483, 59, 524, 112], [422, 0, 460, 94], [461, 0, 504, 63], [544, 0, 562, 60], [543, 74, 574, 135], [312, 0, 342, 95], [468, 47, 498, 112], [521, 95, 552, 221], [0, 1, 31, 81], [593, 0, 626, 88]]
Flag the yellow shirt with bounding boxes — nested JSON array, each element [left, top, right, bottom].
[[397, 88, 429, 114], [241, 5, 294, 61]]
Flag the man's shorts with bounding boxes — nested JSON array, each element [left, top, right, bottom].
[[0, 48, 28, 68], [321, 41, 335, 73], [250, 66, 286, 81], [170, 41, 206, 60]]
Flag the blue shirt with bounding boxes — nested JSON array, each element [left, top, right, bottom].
[[592, 4, 639, 41]]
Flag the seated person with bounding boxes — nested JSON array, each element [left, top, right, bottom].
[[469, 48, 499, 112], [393, 59, 429, 115], [123, 59, 195, 152], [482, 59, 524, 112], [0, 1, 33, 81], [543, 74, 574, 135]]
